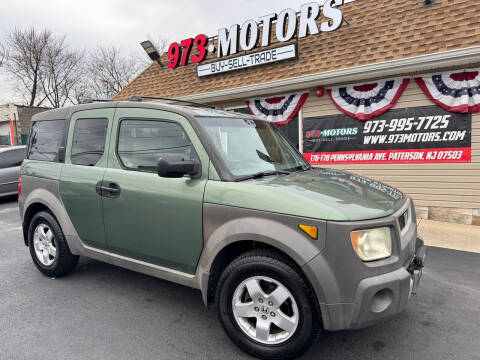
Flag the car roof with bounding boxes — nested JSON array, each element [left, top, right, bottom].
[[0, 145, 26, 153], [31, 101, 260, 122]]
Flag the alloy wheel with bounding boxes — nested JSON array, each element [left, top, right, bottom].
[[232, 276, 299, 345], [33, 223, 56, 266]]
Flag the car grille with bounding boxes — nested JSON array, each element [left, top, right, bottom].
[[399, 210, 408, 231]]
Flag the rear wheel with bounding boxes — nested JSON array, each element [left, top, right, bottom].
[[216, 249, 321, 359], [28, 211, 79, 277]]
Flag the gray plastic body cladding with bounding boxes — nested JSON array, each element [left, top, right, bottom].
[[198, 203, 327, 299], [303, 198, 417, 330], [19, 175, 79, 249]]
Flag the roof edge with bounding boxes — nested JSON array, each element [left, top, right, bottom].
[[178, 46, 480, 103]]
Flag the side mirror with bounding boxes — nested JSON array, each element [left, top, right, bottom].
[[157, 155, 201, 179]]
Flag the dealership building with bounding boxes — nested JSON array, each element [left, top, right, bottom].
[[115, 0, 480, 225]]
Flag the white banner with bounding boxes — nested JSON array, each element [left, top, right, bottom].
[[197, 44, 296, 77]]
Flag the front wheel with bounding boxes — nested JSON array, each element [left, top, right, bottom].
[[216, 249, 321, 360]]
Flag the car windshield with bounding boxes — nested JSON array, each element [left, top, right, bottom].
[[198, 117, 310, 179]]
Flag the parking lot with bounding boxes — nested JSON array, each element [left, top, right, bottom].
[[1, 196, 480, 360]]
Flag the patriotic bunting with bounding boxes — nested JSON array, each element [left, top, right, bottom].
[[246, 92, 309, 125], [415, 69, 480, 114], [327, 78, 410, 121]]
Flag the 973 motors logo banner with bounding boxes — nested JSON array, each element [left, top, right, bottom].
[[303, 106, 471, 164]]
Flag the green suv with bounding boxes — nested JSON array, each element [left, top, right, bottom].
[[19, 99, 426, 359]]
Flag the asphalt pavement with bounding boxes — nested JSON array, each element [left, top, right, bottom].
[[1, 196, 480, 360]]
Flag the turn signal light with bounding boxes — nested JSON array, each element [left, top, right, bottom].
[[18, 174, 21, 195], [298, 224, 317, 240]]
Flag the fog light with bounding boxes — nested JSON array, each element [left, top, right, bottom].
[[370, 289, 393, 313]]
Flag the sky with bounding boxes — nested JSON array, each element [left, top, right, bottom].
[[0, 0, 308, 104]]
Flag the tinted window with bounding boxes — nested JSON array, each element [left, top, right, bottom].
[[71, 118, 108, 166], [28, 120, 64, 162], [0, 147, 26, 169], [117, 120, 194, 172]]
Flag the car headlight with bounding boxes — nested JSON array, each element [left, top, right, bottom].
[[350, 227, 392, 261]]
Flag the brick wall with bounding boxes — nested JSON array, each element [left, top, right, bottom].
[[0, 104, 49, 145], [16, 106, 49, 136]]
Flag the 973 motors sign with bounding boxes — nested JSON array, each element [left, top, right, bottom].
[[303, 106, 472, 164], [165, 0, 357, 76]]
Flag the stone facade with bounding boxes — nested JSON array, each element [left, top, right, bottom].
[[416, 206, 480, 226]]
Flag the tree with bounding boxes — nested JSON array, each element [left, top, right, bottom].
[[0, 41, 5, 67], [85, 46, 141, 100], [2, 27, 52, 106], [1, 26, 84, 108], [80, 37, 169, 101], [40, 36, 84, 108]]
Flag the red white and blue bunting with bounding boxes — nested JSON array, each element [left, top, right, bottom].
[[327, 78, 410, 121], [246, 92, 309, 125], [415, 69, 480, 114]]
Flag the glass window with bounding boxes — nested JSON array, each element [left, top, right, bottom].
[[71, 118, 108, 166], [230, 107, 299, 149], [0, 147, 26, 169], [199, 117, 309, 178], [117, 119, 194, 172], [28, 120, 64, 162]]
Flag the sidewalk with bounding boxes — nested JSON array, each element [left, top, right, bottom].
[[417, 219, 480, 253]]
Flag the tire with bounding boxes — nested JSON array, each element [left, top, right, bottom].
[[216, 249, 321, 360], [28, 211, 79, 277]]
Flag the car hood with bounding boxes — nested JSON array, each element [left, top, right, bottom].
[[204, 168, 407, 221]]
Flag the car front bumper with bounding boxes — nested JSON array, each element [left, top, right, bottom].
[[313, 237, 427, 331]]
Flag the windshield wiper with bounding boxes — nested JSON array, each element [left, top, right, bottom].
[[234, 170, 291, 182], [256, 149, 275, 163]]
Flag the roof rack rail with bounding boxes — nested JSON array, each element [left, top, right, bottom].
[[81, 98, 113, 104], [129, 95, 216, 109]]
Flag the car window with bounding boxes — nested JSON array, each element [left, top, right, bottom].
[[117, 119, 194, 172], [71, 118, 108, 166], [199, 117, 309, 177], [28, 120, 64, 162], [0, 147, 26, 169]]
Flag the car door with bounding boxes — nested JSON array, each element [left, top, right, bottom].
[[102, 108, 209, 274], [59, 109, 114, 250], [0, 147, 25, 195]]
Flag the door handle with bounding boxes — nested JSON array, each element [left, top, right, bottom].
[[96, 181, 121, 198]]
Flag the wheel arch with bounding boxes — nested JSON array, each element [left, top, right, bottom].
[[22, 202, 51, 246], [200, 239, 322, 311], [21, 186, 79, 254]]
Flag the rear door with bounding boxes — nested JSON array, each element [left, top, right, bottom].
[[101, 108, 209, 274], [59, 109, 114, 250]]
